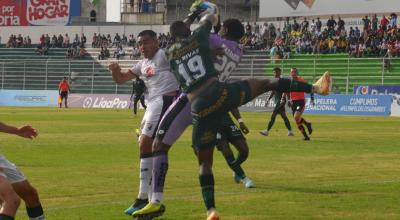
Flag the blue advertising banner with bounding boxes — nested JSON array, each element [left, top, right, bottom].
[[304, 94, 392, 116], [354, 85, 400, 116], [0, 90, 58, 107], [70, 0, 81, 16]]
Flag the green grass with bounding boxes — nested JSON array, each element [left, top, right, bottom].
[[0, 107, 399, 220]]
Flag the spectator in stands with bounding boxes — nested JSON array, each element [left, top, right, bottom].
[[98, 47, 106, 60], [301, 17, 309, 32], [51, 35, 57, 48], [57, 34, 63, 48], [114, 46, 125, 59], [16, 34, 23, 47], [316, 17, 322, 32], [73, 34, 80, 47], [122, 34, 128, 46], [78, 47, 87, 59], [63, 34, 70, 48], [128, 34, 136, 47], [113, 33, 121, 47], [39, 34, 45, 46], [35, 44, 48, 56], [65, 47, 73, 59], [131, 46, 140, 59], [245, 22, 252, 36], [381, 15, 389, 31], [362, 15, 371, 32], [371, 14, 378, 32], [292, 18, 300, 32], [92, 33, 98, 48], [45, 34, 50, 47], [390, 13, 397, 28], [58, 77, 70, 108], [327, 16, 337, 31], [81, 34, 87, 48], [337, 17, 345, 31]]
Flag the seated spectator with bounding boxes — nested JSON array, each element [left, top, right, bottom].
[[51, 35, 58, 48], [113, 33, 121, 47], [80, 33, 87, 48], [36, 44, 48, 55], [121, 34, 128, 46], [78, 47, 88, 59], [63, 34, 70, 48], [73, 34, 80, 47], [128, 34, 136, 47], [65, 47, 73, 59], [114, 46, 125, 59], [130, 47, 140, 59]]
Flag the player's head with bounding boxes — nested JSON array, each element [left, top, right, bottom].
[[290, 68, 299, 78], [170, 21, 191, 41], [219, 18, 244, 42], [273, 67, 281, 78], [137, 30, 159, 59], [63, 76, 68, 81]]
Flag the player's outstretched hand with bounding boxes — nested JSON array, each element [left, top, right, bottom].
[[239, 122, 249, 134], [17, 125, 38, 139], [108, 63, 121, 73]]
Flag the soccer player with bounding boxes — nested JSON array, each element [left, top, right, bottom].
[[130, 77, 147, 116], [58, 77, 70, 108], [260, 67, 294, 136], [0, 122, 45, 220], [289, 68, 314, 141], [132, 17, 256, 220], [134, 3, 331, 220], [108, 30, 179, 216]]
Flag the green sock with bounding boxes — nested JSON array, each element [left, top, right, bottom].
[[199, 174, 215, 210]]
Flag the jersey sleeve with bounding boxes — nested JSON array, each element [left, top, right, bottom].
[[193, 22, 213, 43], [130, 60, 143, 76]]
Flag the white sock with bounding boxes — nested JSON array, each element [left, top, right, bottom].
[[138, 157, 153, 199], [30, 215, 45, 220], [151, 192, 163, 204]]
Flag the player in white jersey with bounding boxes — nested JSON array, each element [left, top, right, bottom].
[[108, 30, 179, 216], [0, 122, 45, 220]]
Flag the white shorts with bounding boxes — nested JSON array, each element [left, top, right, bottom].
[[140, 95, 175, 138], [0, 155, 26, 184]]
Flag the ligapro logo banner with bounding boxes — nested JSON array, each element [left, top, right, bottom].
[[68, 94, 132, 109], [0, 0, 71, 26]]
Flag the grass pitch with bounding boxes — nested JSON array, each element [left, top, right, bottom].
[[0, 107, 399, 220]]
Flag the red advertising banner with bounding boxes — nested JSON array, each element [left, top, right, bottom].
[[0, 0, 28, 26], [0, 0, 71, 26]]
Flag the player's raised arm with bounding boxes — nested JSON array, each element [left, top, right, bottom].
[[108, 63, 137, 84]]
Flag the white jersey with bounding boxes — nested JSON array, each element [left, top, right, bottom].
[[131, 49, 179, 101]]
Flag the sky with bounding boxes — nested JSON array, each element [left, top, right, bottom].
[[106, 0, 121, 22]]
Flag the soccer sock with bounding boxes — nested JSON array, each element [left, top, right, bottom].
[[199, 174, 215, 210], [224, 154, 246, 179], [283, 116, 292, 131], [298, 125, 308, 138], [267, 116, 276, 131], [0, 214, 14, 220], [27, 205, 45, 220], [277, 78, 312, 93], [138, 155, 153, 200], [151, 151, 168, 204]]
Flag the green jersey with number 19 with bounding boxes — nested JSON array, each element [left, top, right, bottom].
[[167, 22, 217, 93]]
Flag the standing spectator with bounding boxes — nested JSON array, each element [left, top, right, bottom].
[[390, 13, 397, 28], [45, 34, 50, 47], [372, 14, 378, 32], [327, 16, 337, 31], [245, 22, 252, 36], [381, 15, 389, 31], [80, 33, 87, 48], [73, 34, 80, 47], [0, 122, 46, 220], [57, 34, 63, 48], [39, 34, 45, 46], [58, 77, 70, 108], [337, 17, 345, 31], [310, 19, 316, 32], [316, 17, 322, 32], [131, 46, 140, 59], [113, 33, 121, 47], [301, 17, 309, 32], [51, 35, 57, 48], [92, 33, 98, 48], [63, 34, 70, 48], [122, 34, 128, 46], [292, 19, 300, 32], [27, 36, 31, 47], [362, 15, 371, 32]]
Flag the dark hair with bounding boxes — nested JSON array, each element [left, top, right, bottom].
[[138, 30, 157, 38], [170, 21, 191, 39], [273, 67, 281, 72], [223, 19, 244, 41]]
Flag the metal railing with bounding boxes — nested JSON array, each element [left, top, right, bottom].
[[0, 57, 399, 94]]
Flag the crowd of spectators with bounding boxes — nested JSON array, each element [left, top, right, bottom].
[[5, 34, 32, 48], [242, 13, 400, 60]]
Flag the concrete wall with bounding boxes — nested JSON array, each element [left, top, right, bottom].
[[77, 0, 107, 23]]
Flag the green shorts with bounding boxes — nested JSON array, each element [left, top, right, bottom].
[[191, 80, 252, 149], [216, 113, 245, 144]]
